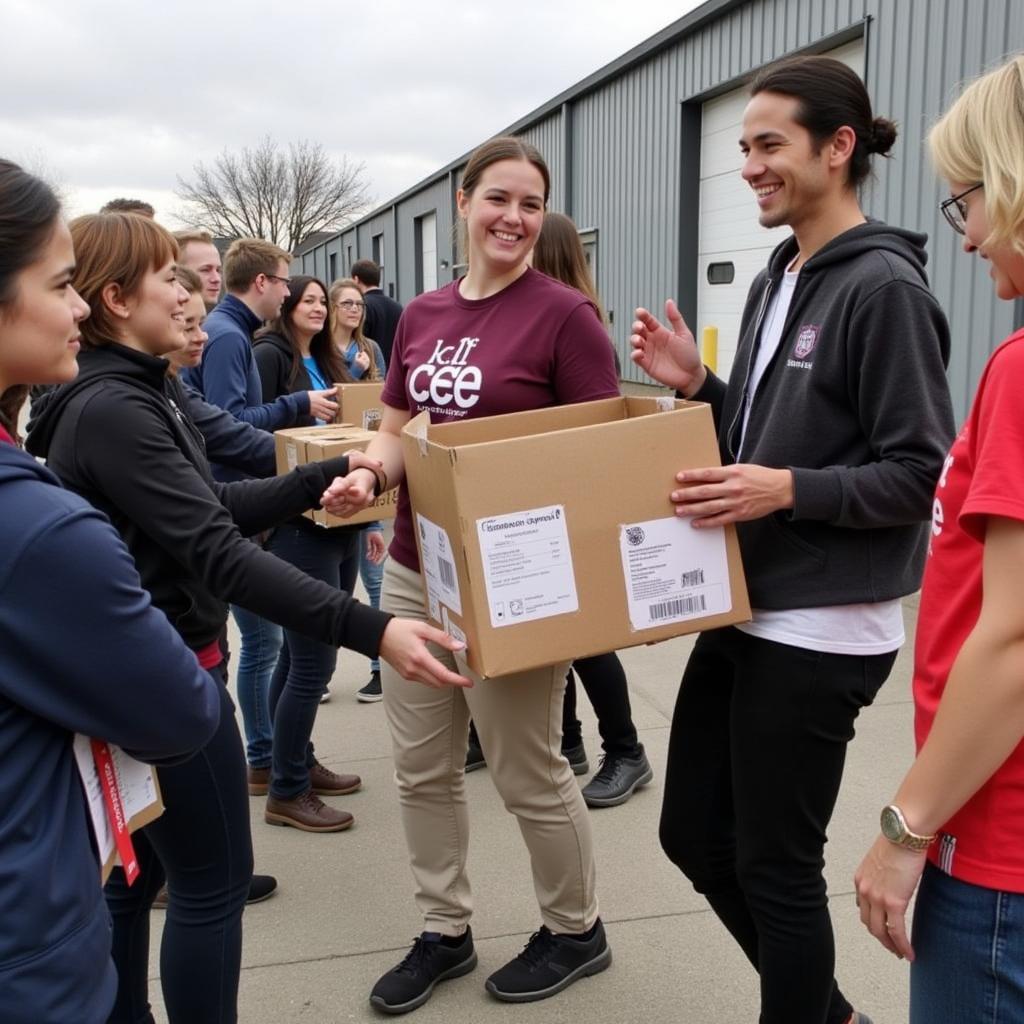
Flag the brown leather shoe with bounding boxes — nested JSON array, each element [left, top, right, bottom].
[[309, 762, 361, 795], [247, 766, 270, 796], [265, 791, 354, 832]]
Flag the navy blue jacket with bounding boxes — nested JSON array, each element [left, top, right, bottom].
[[0, 440, 220, 1023]]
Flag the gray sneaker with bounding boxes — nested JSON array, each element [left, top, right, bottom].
[[581, 748, 653, 808]]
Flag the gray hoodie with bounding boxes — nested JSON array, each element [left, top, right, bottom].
[[693, 221, 956, 609]]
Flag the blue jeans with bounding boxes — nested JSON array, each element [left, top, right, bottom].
[[105, 671, 253, 1023], [230, 603, 282, 769], [911, 861, 1024, 1023], [267, 522, 359, 798], [360, 525, 384, 674]]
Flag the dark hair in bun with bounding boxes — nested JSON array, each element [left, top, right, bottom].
[[751, 55, 898, 187]]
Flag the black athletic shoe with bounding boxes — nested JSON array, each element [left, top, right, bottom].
[[465, 739, 486, 773], [561, 741, 589, 776], [485, 920, 611, 1003], [358, 670, 383, 703], [153, 873, 277, 909], [370, 929, 477, 1015], [581, 748, 653, 808]]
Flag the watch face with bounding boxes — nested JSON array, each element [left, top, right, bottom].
[[880, 806, 902, 842]]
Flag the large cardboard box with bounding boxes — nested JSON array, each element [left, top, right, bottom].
[[275, 424, 398, 527], [332, 382, 385, 432], [401, 396, 750, 678]]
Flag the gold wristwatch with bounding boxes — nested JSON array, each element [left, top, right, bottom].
[[880, 805, 936, 851]]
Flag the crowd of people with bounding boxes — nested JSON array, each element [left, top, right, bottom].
[[1, 49, 1023, 1024]]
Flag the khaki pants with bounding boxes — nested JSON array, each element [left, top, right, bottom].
[[381, 558, 599, 936]]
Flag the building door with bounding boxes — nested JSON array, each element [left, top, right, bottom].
[[696, 38, 865, 377]]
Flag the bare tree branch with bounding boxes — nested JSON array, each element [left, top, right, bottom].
[[175, 137, 370, 252]]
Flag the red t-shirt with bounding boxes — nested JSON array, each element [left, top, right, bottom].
[[382, 268, 620, 572], [914, 328, 1024, 891]]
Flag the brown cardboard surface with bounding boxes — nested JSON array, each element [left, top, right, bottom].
[[401, 397, 750, 678], [274, 425, 397, 527], [332, 382, 385, 432]]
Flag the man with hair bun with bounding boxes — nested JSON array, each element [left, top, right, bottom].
[[632, 54, 955, 1024]]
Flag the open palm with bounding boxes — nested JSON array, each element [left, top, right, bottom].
[[629, 299, 704, 394]]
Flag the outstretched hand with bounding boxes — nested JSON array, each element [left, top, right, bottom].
[[321, 454, 381, 518], [629, 299, 706, 395], [379, 619, 473, 689]]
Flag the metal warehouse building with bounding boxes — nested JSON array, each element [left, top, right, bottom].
[[296, 0, 1024, 421]]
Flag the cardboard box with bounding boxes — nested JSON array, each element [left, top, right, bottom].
[[401, 396, 750, 678], [275, 424, 397, 527], [332, 381, 385, 432]]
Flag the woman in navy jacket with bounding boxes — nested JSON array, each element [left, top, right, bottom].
[[0, 161, 221, 1024]]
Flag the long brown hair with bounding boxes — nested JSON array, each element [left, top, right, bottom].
[[257, 275, 350, 388], [328, 277, 380, 381], [532, 212, 606, 325]]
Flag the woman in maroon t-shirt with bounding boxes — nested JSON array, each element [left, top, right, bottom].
[[327, 136, 620, 1013]]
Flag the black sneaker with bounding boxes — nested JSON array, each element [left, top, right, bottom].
[[561, 741, 589, 776], [485, 919, 611, 1003], [465, 739, 486, 773], [581, 748, 653, 808], [153, 873, 277, 909], [358, 670, 383, 703], [370, 929, 477, 1015]]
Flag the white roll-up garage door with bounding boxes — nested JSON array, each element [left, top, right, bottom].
[[696, 39, 865, 378]]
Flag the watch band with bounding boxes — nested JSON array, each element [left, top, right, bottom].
[[881, 805, 936, 851]]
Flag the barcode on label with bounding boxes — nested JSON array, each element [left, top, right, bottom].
[[681, 568, 705, 588], [439, 558, 456, 591], [649, 593, 707, 621]]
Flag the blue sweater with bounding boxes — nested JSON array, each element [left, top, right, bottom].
[[0, 441, 220, 1023]]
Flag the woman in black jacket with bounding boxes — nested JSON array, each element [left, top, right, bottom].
[[253, 276, 383, 832], [27, 213, 469, 1024]]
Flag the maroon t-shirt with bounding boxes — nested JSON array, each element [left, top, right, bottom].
[[383, 267, 620, 571]]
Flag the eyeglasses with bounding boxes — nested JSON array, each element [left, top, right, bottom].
[[336, 299, 365, 311], [939, 183, 983, 235], [263, 273, 292, 286]]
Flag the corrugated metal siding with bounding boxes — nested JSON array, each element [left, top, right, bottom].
[[518, 113, 566, 211], [395, 177, 453, 304]]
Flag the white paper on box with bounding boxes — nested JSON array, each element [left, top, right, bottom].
[[619, 516, 731, 630], [440, 604, 468, 649], [416, 513, 462, 616], [285, 442, 298, 471], [476, 505, 578, 629]]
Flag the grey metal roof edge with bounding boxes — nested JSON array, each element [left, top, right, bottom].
[[309, 0, 744, 251]]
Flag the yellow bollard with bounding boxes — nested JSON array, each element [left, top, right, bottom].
[[702, 326, 718, 374]]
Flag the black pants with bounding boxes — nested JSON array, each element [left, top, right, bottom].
[[105, 671, 253, 1024], [659, 627, 895, 1024], [562, 651, 642, 757]]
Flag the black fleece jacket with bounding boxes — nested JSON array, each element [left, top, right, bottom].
[[691, 222, 956, 609], [27, 343, 390, 656]]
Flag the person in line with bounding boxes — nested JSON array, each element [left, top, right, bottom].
[[253, 275, 384, 830], [854, 53, 1024, 1024], [630, 55, 955, 1024], [326, 136, 619, 1014], [26, 212, 469, 1023], [351, 257, 403, 366], [0, 159, 221, 1024], [174, 228, 223, 310], [329, 275, 388, 703], [182, 238, 339, 800]]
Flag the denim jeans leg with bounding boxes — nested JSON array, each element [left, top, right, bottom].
[[911, 862, 1024, 1023], [360, 531, 384, 674], [230, 603, 281, 769]]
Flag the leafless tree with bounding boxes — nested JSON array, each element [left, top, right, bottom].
[[175, 137, 370, 252]]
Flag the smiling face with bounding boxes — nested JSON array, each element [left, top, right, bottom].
[[179, 240, 222, 308], [0, 219, 90, 392], [291, 281, 329, 339], [740, 91, 836, 231], [457, 158, 546, 278], [954, 181, 1024, 301], [169, 290, 208, 369], [121, 259, 189, 357], [331, 284, 364, 335]]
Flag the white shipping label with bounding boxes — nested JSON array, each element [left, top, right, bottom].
[[416, 513, 462, 616], [476, 505, 578, 629], [619, 516, 731, 630]]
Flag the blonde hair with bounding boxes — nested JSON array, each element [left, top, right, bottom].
[[328, 277, 380, 380], [223, 237, 292, 292], [929, 54, 1024, 255], [173, 228, 214, 248]]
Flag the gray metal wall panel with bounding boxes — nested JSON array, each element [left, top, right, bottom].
[[395, 178, 452, 304], [518, 114, 566, 211]]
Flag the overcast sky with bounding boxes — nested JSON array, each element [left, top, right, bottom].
[[1, 0, 702, 228]]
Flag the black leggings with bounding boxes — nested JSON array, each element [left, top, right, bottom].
[[659, 627, 895, 1024], [104, 671, 253, 1024], [562, 651, 642, 757]]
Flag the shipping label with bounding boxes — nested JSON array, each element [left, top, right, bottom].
[[416, 513, 462, 616], [476, 505, 578, 629], [619, 516, 731, 630]]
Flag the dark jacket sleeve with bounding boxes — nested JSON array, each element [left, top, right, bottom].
[[789, 275, 955, 527], [74, 391, 392, 658], [0, 502, 220, 763], [683, 370, 728, 427], [202, 327, 309, 429], [182, 382, 276, 478]]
